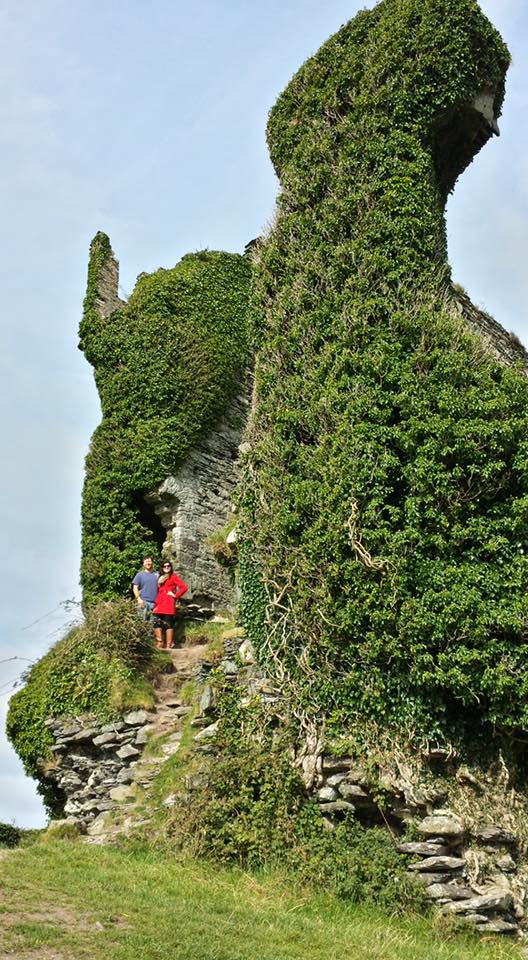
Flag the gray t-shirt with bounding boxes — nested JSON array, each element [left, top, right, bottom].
[[132, 570, 159, 603]]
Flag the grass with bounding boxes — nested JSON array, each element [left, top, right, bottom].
[[0, 842, 524, 960]]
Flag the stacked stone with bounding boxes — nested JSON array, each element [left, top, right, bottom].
[[399, 815, 519, 934], [150, 632, 527, 940], [43, 710, 150, 828], [314, 756, 523, 937]]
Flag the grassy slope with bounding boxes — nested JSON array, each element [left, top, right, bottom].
[[0, 842, 522, 960]]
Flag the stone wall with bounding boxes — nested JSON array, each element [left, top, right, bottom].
[[186, 633, 528, 940], [44, 710, 151, 828], [451, 287, 528, 372], [92, 240, 125, 318], [145, 381, 252, 614]]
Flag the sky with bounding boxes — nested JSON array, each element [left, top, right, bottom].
[[1, 0, 527, 829]]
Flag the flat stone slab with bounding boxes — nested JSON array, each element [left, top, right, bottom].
[[116, 743, 141, 760], [397, 842, 450, 857], [483, 919, 519, 935], [416, 872, 463, 886], [476, 825, 516, 847], [326, 773, 347, 787], [417, 815, 464, 839], [426, 884, 474, 901], [161, 739, 182, 757], [109, 785, 135, 803], [444, 891, 514, 915], [93, 732, 119, 746], [408, 856, 466, 873], [319, 800, 356, 814], [193, 722, 219, 742], [322, 757, 352, 773], [338, 783, 369, 800]]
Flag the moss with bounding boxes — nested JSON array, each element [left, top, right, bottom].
[[79, 240, 251, 604], [239, 0, 528, 740]]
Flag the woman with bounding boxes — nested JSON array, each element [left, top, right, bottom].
[[152, 561, 188, 650]]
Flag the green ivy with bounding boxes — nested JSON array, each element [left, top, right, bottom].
[[79, 237, 251, 603], [170, 682, 424, 913], [239, 0, 528, 740], [6, 601, 156, 811]]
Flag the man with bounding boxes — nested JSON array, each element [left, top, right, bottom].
[[131, 556, 159, 620]]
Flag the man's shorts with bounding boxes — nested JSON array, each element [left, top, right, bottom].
[[153, 613, 176, 630]]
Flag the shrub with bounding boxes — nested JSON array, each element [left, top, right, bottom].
[[167, 686, 424, 914], [0, 823, 22, 848]]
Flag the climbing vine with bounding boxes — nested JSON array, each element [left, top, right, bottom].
[[239, 0, 528, 741]]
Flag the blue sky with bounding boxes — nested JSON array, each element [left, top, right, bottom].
[[1, 0, 527, 828]]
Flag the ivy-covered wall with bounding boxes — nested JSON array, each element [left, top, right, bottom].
[[240, 0, 528, 742], [79, 236, 251, 604]]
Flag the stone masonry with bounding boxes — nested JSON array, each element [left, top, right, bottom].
[[145, 381, 251, 613]]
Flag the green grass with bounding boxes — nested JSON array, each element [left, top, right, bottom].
[[0, 842, 523, 960]]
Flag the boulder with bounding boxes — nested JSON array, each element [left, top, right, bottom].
[[199, 685, 215, 716], [123, 710, 149, 727], [238, 639, 255, 665], [317, 787, 338, 802]]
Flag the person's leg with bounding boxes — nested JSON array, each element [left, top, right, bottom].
[[154, 626, 163, 649], [165, 628, 174, 649], [144, 600, 154, 622]]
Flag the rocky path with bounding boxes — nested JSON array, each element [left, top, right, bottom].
[[84, 642, 207, 844]]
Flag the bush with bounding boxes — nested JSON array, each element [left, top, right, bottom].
[[167, 687, 424, 914], [0, 823, 22, 848]]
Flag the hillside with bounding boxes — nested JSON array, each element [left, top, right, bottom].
[[0, 842, 523, 960]]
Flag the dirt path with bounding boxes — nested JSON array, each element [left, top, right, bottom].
[[84, 641, 207, 844]]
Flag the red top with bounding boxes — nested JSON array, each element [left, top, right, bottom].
[[153, 572, 188, 615]]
